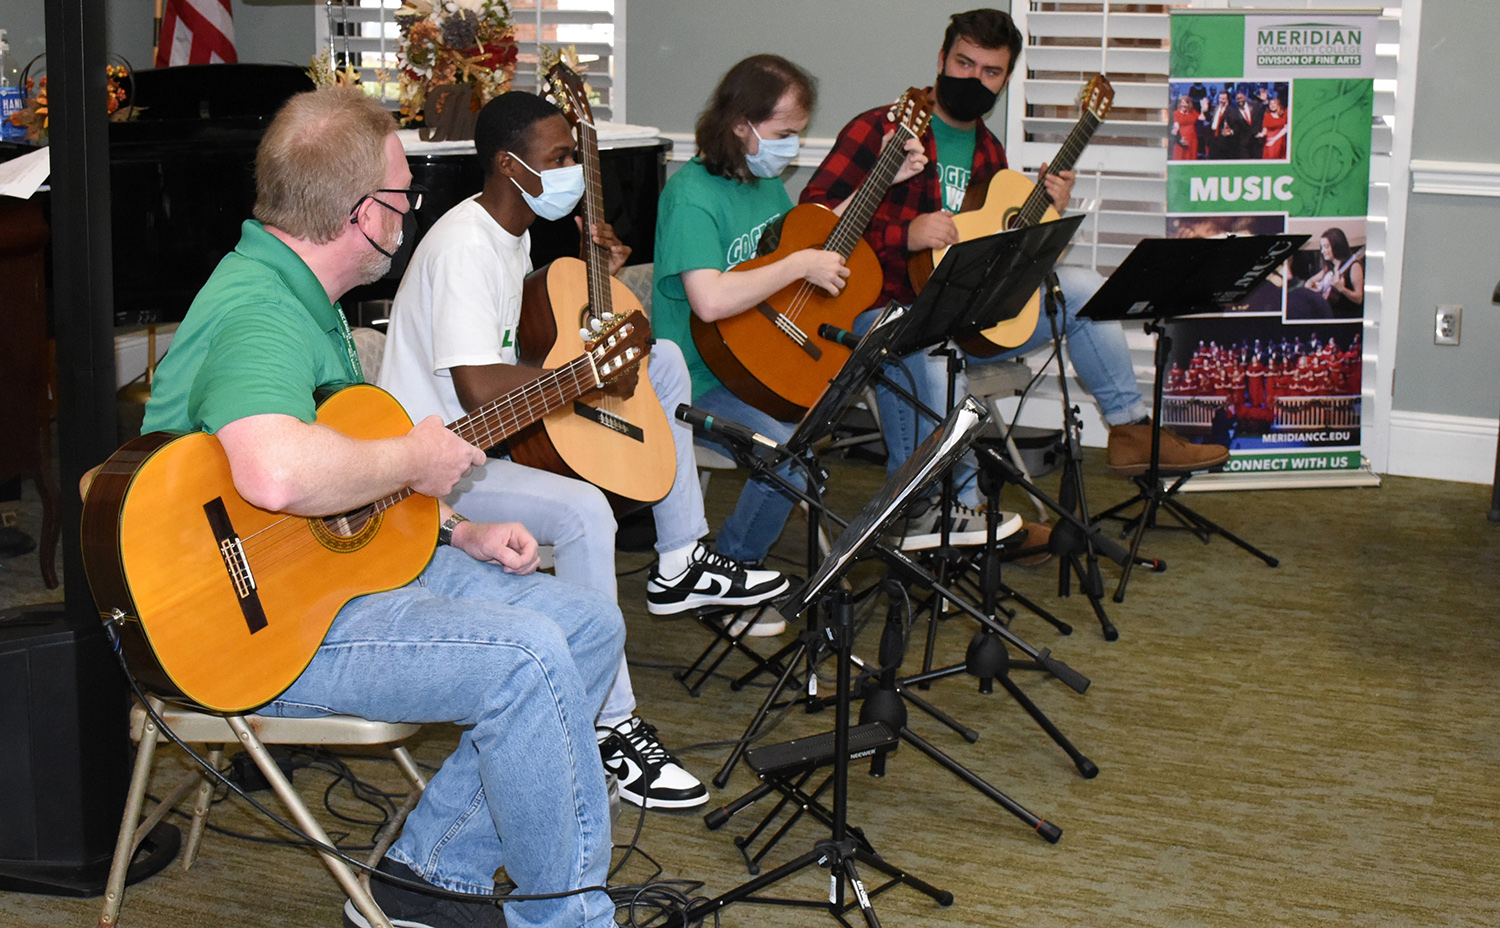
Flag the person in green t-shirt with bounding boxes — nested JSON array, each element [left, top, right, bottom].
[[652, 54, 926, 564]]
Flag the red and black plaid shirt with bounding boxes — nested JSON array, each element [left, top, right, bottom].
[[800, 91, 1007, 309]]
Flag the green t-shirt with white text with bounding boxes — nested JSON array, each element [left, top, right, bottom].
[[931, 117, 977, 214], [651, 158, 792, 400]]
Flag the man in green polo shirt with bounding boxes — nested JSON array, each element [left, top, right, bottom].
[[136, 87, 621, 928]]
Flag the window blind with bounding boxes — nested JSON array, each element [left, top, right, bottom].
[[316, 0, 621, 119]]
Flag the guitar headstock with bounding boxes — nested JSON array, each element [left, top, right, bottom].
[[1079, 75, 1115, 122], [887, 88, 934, 139], [586, 310, 653, 386], [544, 62, 593, 130]]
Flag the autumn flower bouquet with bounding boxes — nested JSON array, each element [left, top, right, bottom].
[[6, 59, 137, 144], [395, 0, 519, 129]]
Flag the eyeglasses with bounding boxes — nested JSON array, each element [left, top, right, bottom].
[[350, 185, 428, 219]]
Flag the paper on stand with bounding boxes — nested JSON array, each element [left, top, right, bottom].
[[0, 146, 50, 200]]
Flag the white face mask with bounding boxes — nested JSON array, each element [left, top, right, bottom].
[[509, 155, 585, 220], [745, 123, 801, 179]]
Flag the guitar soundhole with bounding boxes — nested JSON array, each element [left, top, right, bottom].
[[1004, 209, 1023, 230], [310, 507, 384, 553]]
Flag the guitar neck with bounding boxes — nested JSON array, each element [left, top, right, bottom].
[[824, 126, 920, 259], [577, 116, 614, 320], [373, 357, 600, 513], [1013, 109, 1103, 228]]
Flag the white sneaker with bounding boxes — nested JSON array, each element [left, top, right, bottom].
[[597, 717, 709, 810], [723, 609, 788, 637], [645, 543, 790, 615], [898, 502, 1022, 551]]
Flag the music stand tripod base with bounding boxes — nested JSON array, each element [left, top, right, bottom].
[[1078, 235, 1303, 602]]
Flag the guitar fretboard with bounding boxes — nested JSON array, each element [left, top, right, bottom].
[[368, 355, 600, 515], [824, 123, 923, 259], [1013, 110, 1103, 229], [578, 113, 613, 325]]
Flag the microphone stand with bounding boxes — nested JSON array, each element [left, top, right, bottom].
[[1041, 273, 1125, 640], [686, 408, 1093, 837]]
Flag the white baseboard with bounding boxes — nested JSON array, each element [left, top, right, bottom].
[[997, 392, 1499, 486], [114, 325, 177, 390], [1386, 410, 1498, 484]]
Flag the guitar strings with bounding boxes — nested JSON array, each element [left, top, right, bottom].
[[1015, 112, 1100, 228], [239, 357, 604, 577], [781, 123, 913, 328], [577, 114, 626, 421]]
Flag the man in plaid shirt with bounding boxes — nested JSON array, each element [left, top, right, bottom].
[[802, 9, 1228, 550]]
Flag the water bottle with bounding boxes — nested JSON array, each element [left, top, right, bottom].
[[0, 30, 25, 142]]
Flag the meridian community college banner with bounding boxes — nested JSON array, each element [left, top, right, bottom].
[[154, 0, 238, 69], [1165, 10, 1376, 478]]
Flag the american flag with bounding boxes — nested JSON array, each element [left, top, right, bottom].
[[154, 0, 238, 68]]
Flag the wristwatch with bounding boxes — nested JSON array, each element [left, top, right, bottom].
[[437, 512, 469, 547]]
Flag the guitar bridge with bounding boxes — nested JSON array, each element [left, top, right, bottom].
[[754, 302, 822, 360], [572, 401, 645, 442], [203, 497, 268, 633]]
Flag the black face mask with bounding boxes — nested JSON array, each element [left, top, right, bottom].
[[936, 73, 1000, 123], [383, 207, 418, 280], [361, 206, 418, 280]]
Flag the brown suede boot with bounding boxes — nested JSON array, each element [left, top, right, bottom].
[[1013, 520, 1053, 566], [1106, 423, 1230, 477]]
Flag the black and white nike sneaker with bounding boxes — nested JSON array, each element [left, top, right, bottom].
[[598, 717, 709, 810], [645, 543, 790, 616]]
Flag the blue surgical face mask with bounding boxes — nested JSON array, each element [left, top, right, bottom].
[[745, 124, 800, 179], [509, 155, 585, 221]]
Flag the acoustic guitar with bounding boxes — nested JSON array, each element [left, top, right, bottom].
[[80, 314, 651, 713], [511, 63, 675, 516], [909, 75, 1114, 357], [691, 89, 934, 422]]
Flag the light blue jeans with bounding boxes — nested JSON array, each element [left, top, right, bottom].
[[691, 384, 805, 564], [861, 265, 1149, 505], [264, 545, 623, 928], [440, 340, 708, 727]]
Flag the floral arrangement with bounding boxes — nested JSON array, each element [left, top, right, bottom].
[[7, 61, 137, 144], [394, 0, 519, 126], [307, 49, 362, 90]]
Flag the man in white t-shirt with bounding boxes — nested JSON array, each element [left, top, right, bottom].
[[380, 91, 790, 811]]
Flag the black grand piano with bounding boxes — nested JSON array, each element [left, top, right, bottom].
[[108, 64, 669, 326]]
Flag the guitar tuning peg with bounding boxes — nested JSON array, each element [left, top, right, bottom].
[[577, 327, 591, 341]]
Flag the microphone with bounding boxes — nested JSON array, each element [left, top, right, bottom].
[[675, 405, 784, 453], [1044, 271, 1066, 307], [818, 323, 862, 350]]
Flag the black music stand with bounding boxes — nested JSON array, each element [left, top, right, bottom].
[[672, 303, 918, 696], [1085, 234, 1308, 601], [879, 219, 1087, 649], [685, 400, 992, 928]]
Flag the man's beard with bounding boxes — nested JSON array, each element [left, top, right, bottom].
[[354, 217, 398, 285], [354, 246, 393, 286]]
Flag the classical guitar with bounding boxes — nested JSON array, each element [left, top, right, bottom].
[[511, 62, 675, 516], [909, 75, 1114, 357], [80, 314, 651, 713], [691, 89, 934, 422]]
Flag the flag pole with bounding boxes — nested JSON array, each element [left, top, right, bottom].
[[151, 0, 163, 66]]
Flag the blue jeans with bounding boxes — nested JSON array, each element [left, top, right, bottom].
[[264, 546, 623, 928], [862, 265, 1149, 505], [691, 384, 805, 563], [441, 340, 708, 727]]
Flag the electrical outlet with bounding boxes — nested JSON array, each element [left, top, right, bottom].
[[1435, 305, 1462, 346]]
